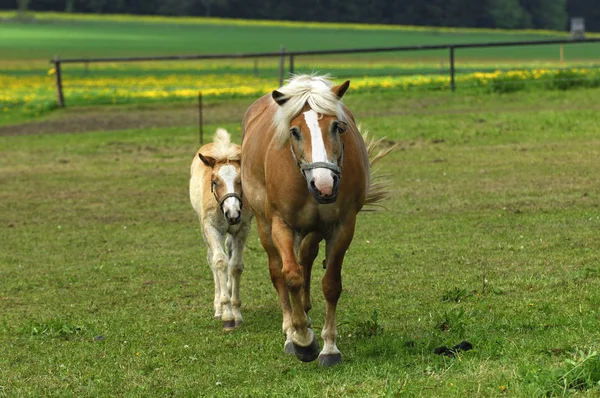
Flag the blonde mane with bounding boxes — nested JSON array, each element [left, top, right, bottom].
[[209, 128, 241, 162], [272, 74, 348, 146]]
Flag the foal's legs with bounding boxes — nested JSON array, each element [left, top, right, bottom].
[[226, 222, 250, 327], [319, 215, 356, 367], [203, 224, 235, 330], [255, 217, 295, 354], [206, 246, 221, 318], [272, 216, 319, 362]]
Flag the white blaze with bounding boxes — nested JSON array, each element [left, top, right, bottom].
[[303, 110, 334, 195], [303, 110, 327, 163], [217, 165, 240, 215]]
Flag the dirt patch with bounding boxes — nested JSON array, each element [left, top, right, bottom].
[[0, 101, 253, 136], [4, 97, 600, 137]]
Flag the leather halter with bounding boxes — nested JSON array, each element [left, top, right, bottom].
[[290, 142, 344, 178], [211, 180, 243, 213], [289, 140, 344, 204]]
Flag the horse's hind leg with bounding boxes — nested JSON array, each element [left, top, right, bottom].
[[319, 215, 357, 367], [204, 224, 235, 331], [227, 223, 250, 328]]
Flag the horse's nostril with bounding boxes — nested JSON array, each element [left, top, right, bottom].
[[332, 175, 339, 186], [310, 180, 317, 191]]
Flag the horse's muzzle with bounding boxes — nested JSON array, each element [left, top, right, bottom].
[[307, 173, 340, 204], [226, 213, 242, 225]]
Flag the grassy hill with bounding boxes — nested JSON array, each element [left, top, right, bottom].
[[2, 11, 598, 64]]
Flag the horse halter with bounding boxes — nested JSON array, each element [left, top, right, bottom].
[[289, 140, 344, 204], [211, 179, 243, 213]]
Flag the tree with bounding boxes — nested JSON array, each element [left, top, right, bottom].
[[490, 0, 532, 29], [17, 0, 30, 15], [520, 0, 567, 30]]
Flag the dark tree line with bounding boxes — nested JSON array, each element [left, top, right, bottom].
[[3, 0, 599, 32]]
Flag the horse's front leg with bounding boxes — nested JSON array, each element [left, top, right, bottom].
[[319, 215, 357, 367], [299, 232, 322, 327], [203, 224, 235, 331], [272, 216, 320, 362], [255, 217, 294, 354], [226, 223, 250, 328]]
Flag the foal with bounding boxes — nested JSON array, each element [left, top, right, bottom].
[[189, 128, 253, 331]]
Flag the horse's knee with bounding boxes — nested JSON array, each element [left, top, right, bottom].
[[213, 254, 228, 271], [322, 277, 342, 304], [283, 267, 304, 292]]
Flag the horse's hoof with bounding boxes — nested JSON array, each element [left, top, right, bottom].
[[222, 320, 236, 331], [293, 339, 320, 362], [318, 353, 342, 367], [234, 320, 243, 328], [284, 340, 295, 355]]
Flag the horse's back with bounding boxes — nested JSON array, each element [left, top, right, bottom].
[[241, 93, 275, 144]]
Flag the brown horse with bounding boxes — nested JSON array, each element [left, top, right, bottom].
[[241, 74, 392, 366]]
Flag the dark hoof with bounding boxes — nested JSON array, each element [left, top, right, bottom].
[[318, 353, 342, 367], [284, 340, 295, 355], [293, 339, 320, 362], [234, 320, 243, 328], [222, 320, 236, 331]]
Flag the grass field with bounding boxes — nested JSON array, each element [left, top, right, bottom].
[[2, 87, 600, 396]]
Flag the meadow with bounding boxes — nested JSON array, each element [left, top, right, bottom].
[[2, 12, 600, 397], [2, 87, 600, 397]]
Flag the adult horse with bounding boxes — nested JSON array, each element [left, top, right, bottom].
[[190, 128, 253, 331], [241, 74, 392, 366]]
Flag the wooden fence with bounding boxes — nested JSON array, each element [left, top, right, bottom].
[[50, 37, 600, 107]]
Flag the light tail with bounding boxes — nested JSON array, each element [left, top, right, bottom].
[[361, 127, 398, 210]]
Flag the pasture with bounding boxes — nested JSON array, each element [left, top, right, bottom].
[[2, 87, 600, 396], [2, 12, 600, 396]]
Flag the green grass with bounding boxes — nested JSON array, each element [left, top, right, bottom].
[[2, 88, 600, 396], [2, 11, 599, 65]]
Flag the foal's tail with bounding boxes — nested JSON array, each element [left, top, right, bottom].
[[362, 128, 397, 210]]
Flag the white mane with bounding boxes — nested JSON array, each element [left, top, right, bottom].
[[211, 128, 241, 161], [272, 74, 348, 146]]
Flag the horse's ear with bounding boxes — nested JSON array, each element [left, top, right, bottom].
[[332, 80, 350, 99], [272, 90, 289, 106], [198, 153, 216, 168]]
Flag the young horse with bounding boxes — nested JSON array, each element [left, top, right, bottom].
[[241, 75, 392, 366], [190, 128, 253, 331]]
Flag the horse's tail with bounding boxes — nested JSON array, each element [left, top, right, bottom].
[[362, 128, 397, 210]]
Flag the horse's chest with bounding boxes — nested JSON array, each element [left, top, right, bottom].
[[286, 203, 341, 231]]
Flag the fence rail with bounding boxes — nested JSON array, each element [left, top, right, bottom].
[[50, 37, 600, 107]]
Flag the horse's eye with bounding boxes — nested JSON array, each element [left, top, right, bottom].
[[335, 121, 348, 134], [290, 127, 302, 141]]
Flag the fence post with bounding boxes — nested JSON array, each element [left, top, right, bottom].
[[279, 45, 285, 87], [53, 55, 65, 107], [289, 54, 295, 76], [449, 46, 456, 92], [198, 91, 204, 146]]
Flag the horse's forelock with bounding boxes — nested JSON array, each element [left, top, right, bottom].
[[210, 128, 241, 162], [273, 75, 348, 147]]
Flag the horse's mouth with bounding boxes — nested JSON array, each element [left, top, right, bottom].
[[308, 184, 339, 204], [227, 215, 242, 225]]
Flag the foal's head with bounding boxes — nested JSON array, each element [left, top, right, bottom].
[[198, 154, 243, 225], [272, 79, 350, 204]]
